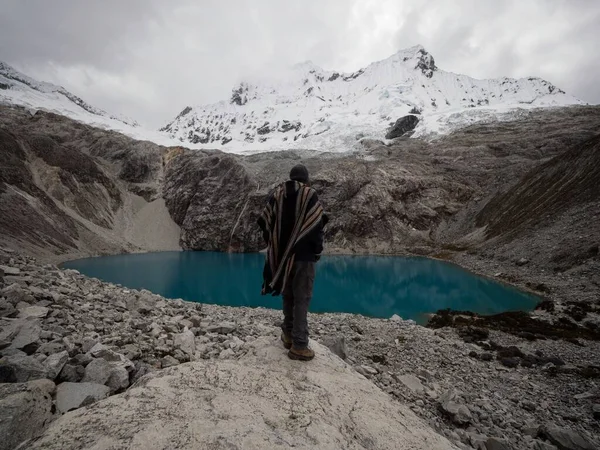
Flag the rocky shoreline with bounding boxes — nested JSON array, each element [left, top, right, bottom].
[[2, 245, 599, 450]]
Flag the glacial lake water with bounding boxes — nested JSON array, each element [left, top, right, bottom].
[[61, 251, 539, 323]]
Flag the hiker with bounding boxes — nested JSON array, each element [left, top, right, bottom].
[[257, 164, 327, 361]]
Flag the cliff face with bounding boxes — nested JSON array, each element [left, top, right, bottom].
[[1, 104, 599, 276], [0, 106, 179, 262]]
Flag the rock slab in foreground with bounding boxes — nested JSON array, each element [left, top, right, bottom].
[[56, 382, 111, 414], [30, 338, 457, 450], [0, 379, 56, 450]]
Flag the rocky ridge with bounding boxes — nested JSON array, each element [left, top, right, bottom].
[[1, 247, 599, 450]]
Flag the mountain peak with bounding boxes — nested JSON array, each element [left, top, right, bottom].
[[162, 45, 581, 152], [0, 61, 139, 127], [384, 45, 436, 77]]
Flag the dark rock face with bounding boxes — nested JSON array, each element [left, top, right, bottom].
[[162, 149, 261, 252], [257, 122, 271, 135], [230, 83, 248, 106], [385, 115, 420, 139], [415, 48, 437, 78], [0, 129, 80, 253], [0, 106, 176, 259]]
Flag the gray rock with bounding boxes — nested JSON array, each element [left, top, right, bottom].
[[0, 265, 20, 276], [161, 355, 179, 368], [0, 353, 48, 382], [56, 382, 110, 414], [399, 374, 425, 394], [540, 424, 595, 450], [89, 344, 135, 372], [37, 340, 66, 355], [43, 350, 69, 380], [486, 437, 510, 450], [83, 358, 130, 393], [468, 433, 487, 449], [385, 115, 419, 139], [0, 378, 55, 450], [207, 322, 237, 334], [81, 337, 98, 353], [174, 327, 196, 357], [27, 338, 456, 450], [439, 389, 472, 425], [2, 284, 34, 305], [58, 364, 84, 383], [522, 400, 537, 411], [7, 318, 41, 352], [18, 305, 49, 319], [500, 357, 520, 368], [72, 352, 93, 367], [321, 335, 347, 360], [516, 257, 530, 266], [593, 404, 600, 420], [219, 348, 235, 359], [532, 441, 558, 450], [0, 297, 18, 317]]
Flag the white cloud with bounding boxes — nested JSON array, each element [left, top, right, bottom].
[[1, 0, 598, 128]]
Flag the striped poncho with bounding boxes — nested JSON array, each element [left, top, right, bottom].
[[257, 181, 324, 295]]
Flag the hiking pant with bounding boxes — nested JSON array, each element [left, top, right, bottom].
[[282, 261, 315, 349]]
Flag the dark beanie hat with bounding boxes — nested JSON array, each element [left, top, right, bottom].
[[289, 164, 309, 183]]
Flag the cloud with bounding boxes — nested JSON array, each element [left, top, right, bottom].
[[1, 0, 598, 127]]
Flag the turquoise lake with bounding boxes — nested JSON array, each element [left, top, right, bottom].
[[62, 251, 539, 323]]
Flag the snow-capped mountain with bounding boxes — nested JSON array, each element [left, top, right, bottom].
[[0, 61, 139, 128], [162, 45, 584, 152]]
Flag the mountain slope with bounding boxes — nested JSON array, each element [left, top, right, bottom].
[[0, 61, 139, 127], [161, 45, 583, 152]]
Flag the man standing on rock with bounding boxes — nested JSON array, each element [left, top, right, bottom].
[[257, 164, 326, 361]]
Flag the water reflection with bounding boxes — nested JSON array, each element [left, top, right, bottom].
[[62, 251, 539, 322]]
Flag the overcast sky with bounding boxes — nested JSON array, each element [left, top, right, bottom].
[[1, 0, 598, 127]]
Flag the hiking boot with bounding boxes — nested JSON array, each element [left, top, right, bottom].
[[288, 346, 315, 361], [280, 332, 292, 349]]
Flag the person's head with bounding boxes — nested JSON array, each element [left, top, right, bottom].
[[289, 164, 309, 184]]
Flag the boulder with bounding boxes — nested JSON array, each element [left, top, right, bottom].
[[56, 382, 111, 414], [82, 358, 130, 393], [160, 355, 179, 368], [58, 364, 84, 383], [5, 318, 41, 352], [593, 404, 600, 420], [486, 437, 511, 450], [439, 389, 472, 425], [18, 305, 50, 319], [385, 115, 419, 139], [43, 350, 69, 380], [398, 374, 425, 394], [539, 424, 596, 450], [2, 283, 34, 305], [207, 322, 236, 334], [0, 299, 16, 317], [0, 353, 48, 382], [320, 335, 347, 360], [0, 378, 56, 450], [174, 327, 196, 357], [29, 338, 457, 450], [0, 265, 20, 276], [88, 344, 135, 371]]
